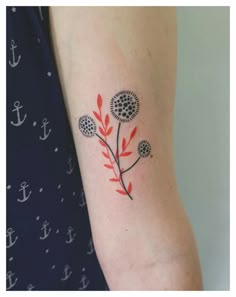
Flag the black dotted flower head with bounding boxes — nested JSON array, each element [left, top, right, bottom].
[[79, 115, 96, 137], [138, 140, 151, 158], [110, 90, 140, 122]]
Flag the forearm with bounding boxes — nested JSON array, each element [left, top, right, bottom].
[[49, 7, 202, 290]]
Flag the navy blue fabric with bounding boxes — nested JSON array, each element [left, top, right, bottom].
[[7, 6, 108, 291]]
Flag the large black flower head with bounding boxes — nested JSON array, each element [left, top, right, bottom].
[[110, 90, 140, 122], [138, 140, 151, 158], [79, 115, 96, 137]]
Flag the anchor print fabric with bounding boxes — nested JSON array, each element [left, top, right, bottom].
[[7, 7, 108, 291]]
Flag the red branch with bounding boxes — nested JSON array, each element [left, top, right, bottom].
[[112, 127, 137, 164], [93, 94, 134, 196], [93, 94, 123, 190]]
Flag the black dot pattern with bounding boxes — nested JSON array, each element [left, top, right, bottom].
[[138, 140, 151, 158], [79, 115, 96, 137], [110, 90, 140, 122]]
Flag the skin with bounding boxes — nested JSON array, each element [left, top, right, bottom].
[[49, 7, 203, 290]]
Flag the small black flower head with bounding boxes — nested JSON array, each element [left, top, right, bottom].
[[79, 115, 96, 137], [138, 140, 151, 158], [110, 90, 140, 122]]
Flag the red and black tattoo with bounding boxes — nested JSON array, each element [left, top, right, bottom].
[[79, 91, 151, 200]]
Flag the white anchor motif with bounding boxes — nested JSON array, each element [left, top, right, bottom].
[[40, 221, 51, 240], [78, 274, 90, 290], [10, 101, 27, 127], [8, 39, 21, 68], [27, 284, 35, 290], [61, 265, 72, 281], [17, 181, 32, 203], [66, 157, 74, 174], [39, 118, 51, 141], [6, 227, 18, 248], [65, 226, 76, 244], [86, 237, 94, 255], [6, 271, 18, 290], [79, 191, 86, 207], [38, 7, 44, 21]]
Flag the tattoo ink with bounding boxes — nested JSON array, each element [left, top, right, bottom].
[[78, 91, 151, 200], [110, 90, 139, 122]]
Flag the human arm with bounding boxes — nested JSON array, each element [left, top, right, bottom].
[[49, 7, 202, 290]]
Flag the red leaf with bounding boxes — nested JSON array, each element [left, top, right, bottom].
[[106, 126, 113, 136], [130, 127, 137, 141], [102, 151, 109, 158], [99, 140, 106, 147], [120, 151, 132, 157], [109, 178, 120, 182], [93, 111, 101, 122], [115, 150, 118, 159], [97, 94, 102, 109], [99, 127, 106, 136], [122, 138, 126, 151], [104, 164, 113, 169], [128, 182, 132, 194], [105, 114, 109, 127], [116, 189, 127, 195]]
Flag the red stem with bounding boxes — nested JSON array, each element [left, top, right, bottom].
[[111, 135, 132, 164], [99, 109, 123, 189]]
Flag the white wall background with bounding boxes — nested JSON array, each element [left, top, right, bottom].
[[175, 7, 229, 290]]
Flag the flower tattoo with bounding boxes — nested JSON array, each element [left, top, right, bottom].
[[78, 91, 152, 200], [110, 90, 139, 122], [138, 140, 151, 158], [79, 115, 97, 137]]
